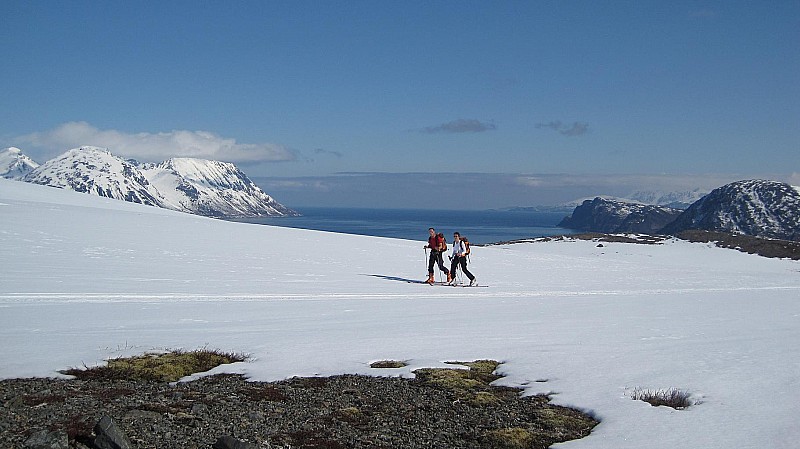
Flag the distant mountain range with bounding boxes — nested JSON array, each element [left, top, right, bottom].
[[560, 180, 800, 241], [625, 189, 707, 209], [1, 146, 298, 218], [500, 189, 706, 215]]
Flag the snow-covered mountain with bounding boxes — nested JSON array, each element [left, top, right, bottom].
[[22, 146, 297, 218], [626, 188, 707, 209], [24, 147, 169, 207], [661, 180, 800, 241], [558, 197, 683, 234], [0, 147, 39, 180], [557, 189, 707, 211], [140, 158, 299, 218]]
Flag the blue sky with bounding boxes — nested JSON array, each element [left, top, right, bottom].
[[2, 1, 798, 207]]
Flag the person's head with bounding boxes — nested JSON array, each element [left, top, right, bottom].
[[429, 227, 435, 236], [453, 232, 461, 241]]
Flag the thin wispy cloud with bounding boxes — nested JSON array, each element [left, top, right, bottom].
[[535, 121, 589, 137], [513, 173, 736, 191], [420, 119, 497, 134], [314, 148, 343, 158], [14, 121, 295, 163]]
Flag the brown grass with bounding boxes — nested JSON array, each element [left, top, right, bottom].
[[60, 349, 248, 383]]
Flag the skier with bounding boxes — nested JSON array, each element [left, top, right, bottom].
[[448, 232, 477, 286], [424, 227, 451, 284]]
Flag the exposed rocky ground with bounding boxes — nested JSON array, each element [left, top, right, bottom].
[[486, 231, 800, 260], [1, 363, 597, 449], [674, 229, 800, 260]]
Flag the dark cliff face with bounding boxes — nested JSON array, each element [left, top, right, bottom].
[[661, 180, 800, 241], [559, 198, 683, 234]]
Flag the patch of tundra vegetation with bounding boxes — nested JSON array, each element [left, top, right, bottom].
[[61, 348, 248, 382], [0, 355, 598, 448]]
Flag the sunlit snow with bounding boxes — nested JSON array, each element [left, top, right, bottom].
[[1, 177, 799, 449]]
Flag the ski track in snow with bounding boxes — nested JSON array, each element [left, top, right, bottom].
[[1, 284, 799, 303]]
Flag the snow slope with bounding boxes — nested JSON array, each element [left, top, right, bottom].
[[1, 177, 799, 449]]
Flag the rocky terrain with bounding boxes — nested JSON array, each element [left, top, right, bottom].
[[1, 365, 597, 449], [487, 230, 800, 260]]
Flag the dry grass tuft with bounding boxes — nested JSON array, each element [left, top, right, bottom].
[[631, 387, 693, 409], [369, 360, 408, 369], [60, 349, 248, 383]]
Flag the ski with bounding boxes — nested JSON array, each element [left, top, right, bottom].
[[415, 281, 488, 288]]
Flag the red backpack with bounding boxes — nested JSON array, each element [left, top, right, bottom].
[[436, 233, 447, 252]]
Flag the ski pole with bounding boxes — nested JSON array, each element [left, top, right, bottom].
[[435, 250, 443, 284]]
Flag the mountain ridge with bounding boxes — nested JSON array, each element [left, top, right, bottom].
[[661, 179, 800, 241], [140, 157, 298, 218], [23, 147, 169, 207], [0, 147, 40, 180], [13, 146, 297, 218]]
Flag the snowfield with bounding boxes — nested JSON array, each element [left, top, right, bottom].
[[1, 177, 799, 449]]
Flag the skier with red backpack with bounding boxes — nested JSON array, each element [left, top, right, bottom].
[[424, 227, 452, 284]]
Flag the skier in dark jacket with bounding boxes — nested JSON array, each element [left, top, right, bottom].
[[424, 227, 451, 284]]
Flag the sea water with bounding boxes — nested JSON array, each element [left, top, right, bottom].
[[232, 207, 573, 244]]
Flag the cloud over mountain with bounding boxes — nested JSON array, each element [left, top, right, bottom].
[[14, 122, 295, 164]]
